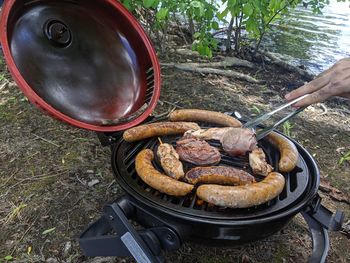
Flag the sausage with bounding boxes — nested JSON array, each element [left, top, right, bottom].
[[185, 166, 255, 185], [135, 149, 194, 196], [196, 172, 285, 208], [266, 132, 299, 173], [123, 122, 200, 142], [169, 109, 242, 127]]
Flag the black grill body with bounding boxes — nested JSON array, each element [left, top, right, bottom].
[[79, 118, 345, 263]]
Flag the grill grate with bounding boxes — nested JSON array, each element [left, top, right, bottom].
[[113, 123, 311, 220]]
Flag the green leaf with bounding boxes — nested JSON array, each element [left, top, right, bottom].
[[190, 1, 201, 8], [211, 21, 219, 30], [122, 0, 132, 11], [143, 0, 155, 8], [4, 256, 13, 261], [243, 3, 254, 17], [156, 8, 169, 20], [42, 227, 56, 235], [193, 32, 201, 38], [217, 7, 229, 20]]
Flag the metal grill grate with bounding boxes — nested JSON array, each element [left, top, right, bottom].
[[113, 123, 311, 220]]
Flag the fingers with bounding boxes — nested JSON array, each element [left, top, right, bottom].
[[285, 72, 331, 101], [292, 83, 334, 107]]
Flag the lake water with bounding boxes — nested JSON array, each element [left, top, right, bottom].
[[260, 0, 350, 75]]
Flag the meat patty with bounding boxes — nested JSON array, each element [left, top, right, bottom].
[[176, 135, 221, 166]]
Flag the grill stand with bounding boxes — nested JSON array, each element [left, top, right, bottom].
[[79, 195, 343, 263], [79, 196, 181, 263]]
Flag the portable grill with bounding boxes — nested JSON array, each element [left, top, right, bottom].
[[0, 1, 345, 263], [78, 120, 344, 263]]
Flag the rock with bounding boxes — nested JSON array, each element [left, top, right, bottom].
[[84, 257, 116, 263], [46, 258, 58, 263], [63, 241, 72, 257], [88, 179, 100, 187]]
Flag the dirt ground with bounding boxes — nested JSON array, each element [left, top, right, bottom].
[[0, 48, 349, 263]]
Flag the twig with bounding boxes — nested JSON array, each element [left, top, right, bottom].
[[161, 56, 255, 69], [11, 215, 39, 255], [158, 100, 184, 109], [151, 106, 175, 119], [161, 64, 263, 84], [32, 134, 60, 148], [319, 103, 328, 116], [0, 169, 18, 187]]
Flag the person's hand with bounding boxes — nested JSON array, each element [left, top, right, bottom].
[[285, 58, 350, 107]]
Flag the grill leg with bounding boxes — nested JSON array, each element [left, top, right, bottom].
[[79, 197, 164, 262], [301, 211, 329, 263]]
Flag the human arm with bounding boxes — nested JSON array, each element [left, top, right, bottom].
[[285, 58, 350, 107]]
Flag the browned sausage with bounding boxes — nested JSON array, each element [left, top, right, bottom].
[[266, 132, 299, 173], [196, 172, 285, 208], [169, 109, 242, 127], [135, 149, 194, 196], [123, 122, 200, 142], [185, 166, 255, 185]]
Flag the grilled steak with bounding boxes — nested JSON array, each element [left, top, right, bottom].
[[176, 135, 221, 166]]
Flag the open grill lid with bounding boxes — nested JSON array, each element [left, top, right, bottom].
[[0, 0, 161, 131]]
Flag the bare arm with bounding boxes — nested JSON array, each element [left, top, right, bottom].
[[285, 58, 350, 107]]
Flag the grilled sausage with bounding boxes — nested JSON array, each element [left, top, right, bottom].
[[266, 132, 299, 173], [123, 122, 200, 142], [185, 166, 255, 185], [135, 149, 194, 196], [196, 172, 285, 208], [169, 109, 242, 127]]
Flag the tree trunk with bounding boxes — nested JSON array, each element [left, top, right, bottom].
[[226, 18, 234, 53]]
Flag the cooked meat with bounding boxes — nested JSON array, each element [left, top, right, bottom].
[[186, 127, 258, 157], [157, 143, 184, 180], [185, 166, 256, 185], [176, 135, 221, 166], [249, 148, 273, 176], [220, 128, 257, 156], [185, 128, 233, 141]]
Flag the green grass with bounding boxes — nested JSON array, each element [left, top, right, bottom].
[[282, 121, 293, 137], [339, 150, 350, 166]]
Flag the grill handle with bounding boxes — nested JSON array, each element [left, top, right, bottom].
[[301, 194, 345, 263], [79, 196, 180, 262]]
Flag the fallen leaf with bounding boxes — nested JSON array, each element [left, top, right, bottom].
[[42, 227, 56, 235], [4, 255, 13, 261], [320, 178, 350, 204]]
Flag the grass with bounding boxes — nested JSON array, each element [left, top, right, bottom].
[[282, 121, 293, 137], [339, 150, 350, 166]]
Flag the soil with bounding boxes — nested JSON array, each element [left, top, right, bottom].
[[0, 47, 349, 263]]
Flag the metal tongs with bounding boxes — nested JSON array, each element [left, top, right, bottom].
[[243, 94, 310, 140]]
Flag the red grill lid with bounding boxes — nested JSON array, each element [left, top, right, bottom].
[[0, 0, 161, 132]]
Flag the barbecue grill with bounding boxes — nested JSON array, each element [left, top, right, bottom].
[[78, 120, 344, 263], [0, 1, 345, 263]]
